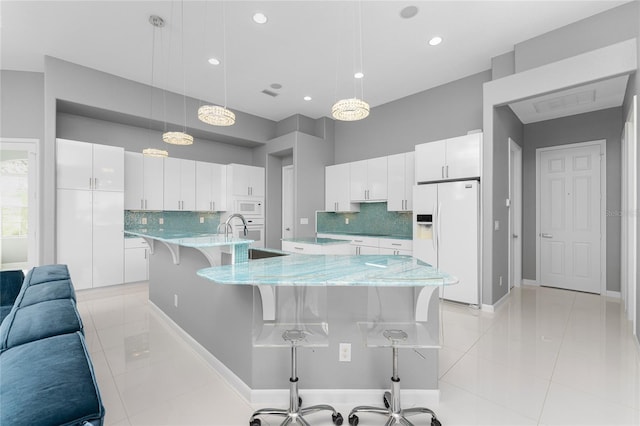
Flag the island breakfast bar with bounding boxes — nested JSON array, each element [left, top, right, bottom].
[[135, 228, 456, 406]]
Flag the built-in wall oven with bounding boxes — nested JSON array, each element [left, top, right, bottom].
[[231, 218, 265, 248]]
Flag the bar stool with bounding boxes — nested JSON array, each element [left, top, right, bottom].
[[250, 286, 343, 426]]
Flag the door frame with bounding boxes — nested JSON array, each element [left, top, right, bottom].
[[0, 138, 40, 269], [621, 95, 637, 331], [508, 138, 522, 291], [535, 139, 606, 295]]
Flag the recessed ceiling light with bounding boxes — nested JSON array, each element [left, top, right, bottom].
[[252, 12, 268, 24], [428, 36, 443, 46], [400, 6, 419, 19], [208, 57, 220, 65], [270, 83, 282, 90], [354, 72, 364, 79], [303, 96, 312, 101]]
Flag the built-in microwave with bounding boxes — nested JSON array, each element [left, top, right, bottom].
[[231, 218, 264, 248], [234, 199, 263, 218]]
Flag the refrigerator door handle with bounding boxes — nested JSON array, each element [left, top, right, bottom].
[[437, 202, 442, 253], [432, 204, 437, 251]]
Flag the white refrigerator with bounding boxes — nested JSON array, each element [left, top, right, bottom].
[[413, 181, 479, 305]]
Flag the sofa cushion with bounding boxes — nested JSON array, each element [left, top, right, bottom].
[[0, 270, 25, 308], [0, 298, 83, 352], [24, 264, 70, 285], [0, 331, 105, 426], [17, 278, 76, 308]]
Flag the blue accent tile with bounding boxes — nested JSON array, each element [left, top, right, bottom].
[[316, 202, 412, 238]]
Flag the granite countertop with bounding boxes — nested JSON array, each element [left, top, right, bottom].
[[197, 254, 457, 287], [281, 237, 353, 245], [124, 229, 253, 248], [317, 232, 412, 241]]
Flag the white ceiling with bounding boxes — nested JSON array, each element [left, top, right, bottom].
[[0, 1, 630, 122]]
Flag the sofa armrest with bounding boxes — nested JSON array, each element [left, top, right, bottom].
[[0, 270, 25, 308]]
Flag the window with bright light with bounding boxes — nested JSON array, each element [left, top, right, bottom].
[[1, 155, 29, 238]]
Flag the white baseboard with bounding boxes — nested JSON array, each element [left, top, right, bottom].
[[522, 279, 539, 286], [481, 290, 510, 313], [606, 290, 621, 299], [149, 302, 441, 406]]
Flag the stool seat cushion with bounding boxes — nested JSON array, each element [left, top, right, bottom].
[[0, 332, 105, 426], [0, 298, 83, 352]]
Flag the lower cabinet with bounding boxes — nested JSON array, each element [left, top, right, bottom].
[[281, 240, 351, 255], [124, 238, 149, 283], [317, 234, 413, 256]]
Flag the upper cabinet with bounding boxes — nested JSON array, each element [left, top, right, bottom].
[[415, 133, 481, 183], [325, 163, 359, 213], [349, 157, 388, 202], [227, 164, 265, 198], [163, 158, 196, 211], [387, 151, 414, 211], [124, 152, 164, 211], [57, 139, 124, 191], [195, 161, 227, 212]]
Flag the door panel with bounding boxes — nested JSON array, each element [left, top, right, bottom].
[[540, 144, 601, 293]]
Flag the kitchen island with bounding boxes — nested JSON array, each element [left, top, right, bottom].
[[139, 228, 456, 405]]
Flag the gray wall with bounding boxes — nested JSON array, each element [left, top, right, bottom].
[[333, 70, 490, 163], [56, 112, 253, 165], [0, 71, 44, 141], [514, 2, 638, 73], [522, 108, 623, 292], [492, 106, 524, 303]]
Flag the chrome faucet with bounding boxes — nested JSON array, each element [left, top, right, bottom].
[[218, 213, 248, 238]]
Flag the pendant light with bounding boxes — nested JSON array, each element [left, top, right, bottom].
[[332, 1, 370, 121], [198, 1, 236, 126], [162, 0, 194, 146], [143, 15, 168, 158]]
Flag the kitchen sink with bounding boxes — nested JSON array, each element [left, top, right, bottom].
[[248, 248, 288, 260]]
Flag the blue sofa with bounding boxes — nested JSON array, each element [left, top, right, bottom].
[[0, 265, 105, 426]]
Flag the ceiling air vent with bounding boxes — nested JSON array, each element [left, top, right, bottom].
[[261, 89, 279, 97], [533, 89, 595, 113]]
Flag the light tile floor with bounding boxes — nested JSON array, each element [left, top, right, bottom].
[[76, 283, 640, 426]]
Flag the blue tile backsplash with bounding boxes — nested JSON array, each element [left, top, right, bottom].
[[316, 202, 412, 237], [125, 211, 222, 233]]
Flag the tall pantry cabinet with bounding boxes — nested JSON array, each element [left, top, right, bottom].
[[56, 139, 124, 290]]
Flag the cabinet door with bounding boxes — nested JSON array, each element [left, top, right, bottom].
[[229, 164, 251, 197], [249, 166, 265, 197], [415, 139, 446, 183], [211, 163, 227, 211], [446, 133, 481, 180], [92, 191, 124, 287], [367, 157, 388, 200], [56, 189, 93, 289], [195, 161, 214, 211], [163, 157, 182, 211], [325, 164, 342, 211], [124, 247, 149, 283], [404, 152, 415, 210], [56, 139, 93, 190], [349, 160, 368, 201], [387, 153, 405, 211], [143, 156, 164, 211], [180, 159, 196, 210], [124, 152, 144, 210], [93, 144, 124, 191]]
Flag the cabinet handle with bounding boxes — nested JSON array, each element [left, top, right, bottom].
[[145, 199, 148, 209], [89, 178, 92, 189], [446, 165, 449, 178], [141, 199, 144, 210], [294, 247, 304, 251], [441, 166, 444, 179], [94, 178, 98, 189], [392, 243, 401, 246]]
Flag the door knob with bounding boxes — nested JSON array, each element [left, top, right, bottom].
[[285, 228, 291, 231], [512, 234, 519, 238]]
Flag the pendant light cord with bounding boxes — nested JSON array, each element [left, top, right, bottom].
[[222, 0, 228, 109], [357, 0, 365, 101], [181, 0, 188, 133]]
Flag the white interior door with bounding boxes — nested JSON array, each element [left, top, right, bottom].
[[538, 142, 603, 294], [509, 139, 522, 289], [621, 96, 637, 327], [282, 165, 294, 242]]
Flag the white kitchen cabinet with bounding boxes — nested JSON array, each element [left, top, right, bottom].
[[195, 161, 227, 212], [227, 163, 264, 197], [124, 238, 149, 283], [387, 151, 415, 211], [325, 163, 360, 212], [282, 240, 351, 255], [350, 156, 387, 202], [415, 133, 481, 183], [379, 238, 413, 256], [57, 189, 124, 290], [350, 236, 380, 255], [163, 157, 196, 211], [57, 139, 124, 191], [124, 152, 164, 211]]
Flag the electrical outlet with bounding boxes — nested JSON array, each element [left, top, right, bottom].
[[499, 276, 503, 287], [300, 218, 309, 225], [345, 218, 349, 225], [174, 294, 178, 307], [339, 343, 351, 362], [200, 217, 204, 224], [141, 217, 147, 225], [494, 220, 499, 231], [159, 218, 164, 225]]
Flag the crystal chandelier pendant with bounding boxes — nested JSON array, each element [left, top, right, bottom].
[[142, 147, 169, 158], [197, 105, 236, 126], [331, 98, 370, 121], [162, 131, 194, 145]]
